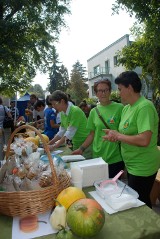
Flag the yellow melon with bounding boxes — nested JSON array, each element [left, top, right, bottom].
[[36, 134, 49, 143], [24, 137, 39, 146], [56, 186, 86, 209]]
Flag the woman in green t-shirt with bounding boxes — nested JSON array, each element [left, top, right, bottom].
[[48, 90, 92, 159], [103, 71, 160, 208], [72, 79, 124, 178]]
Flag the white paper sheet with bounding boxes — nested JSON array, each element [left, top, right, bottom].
[[52, 150, 63, 155], [89, 191, 145, 214], [12, 210, 57, 239], [61, 155, 85, 162]]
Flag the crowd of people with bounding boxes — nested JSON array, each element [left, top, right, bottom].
[[0, 70, 160, 209]]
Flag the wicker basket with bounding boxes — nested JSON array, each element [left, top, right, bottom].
[[0, 125, 71, 217]]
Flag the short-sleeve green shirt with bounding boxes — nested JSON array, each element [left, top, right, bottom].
[[119, 96, 160, 176], [60, 105, 90, 150], [87, 102, 123, 164]]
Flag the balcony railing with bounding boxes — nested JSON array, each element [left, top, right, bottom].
[[89, 67, 110, 79]]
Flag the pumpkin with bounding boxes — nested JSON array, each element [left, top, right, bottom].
[[24, 137, 39, 146], [36, 134, 49, 143], [66, 198, 105, 238], [56, 187, 86, 209]]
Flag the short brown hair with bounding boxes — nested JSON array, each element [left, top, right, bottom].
[[94, 79, 111, 93], [30, 94, 37, 100], [50, 90, 68, 104]]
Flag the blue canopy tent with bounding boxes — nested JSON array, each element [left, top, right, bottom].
[[17, 92, 30, 118]]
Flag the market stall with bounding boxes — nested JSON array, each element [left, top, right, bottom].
[[0, 190, 160, 239], [0, 125, 160, 239]]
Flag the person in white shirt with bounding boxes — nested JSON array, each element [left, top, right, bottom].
[[0, 97, 13, 161]]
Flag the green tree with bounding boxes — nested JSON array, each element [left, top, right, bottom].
[[117, 35, 152, 97], [28, 84, 45, 99], [112, 0, 160, 99], [69, 61, 88, 105], [110, 91, 121, 103], [48, 50, 69, 93], [71, 60, 87, 80], [0, 0, 71, 96], [112, 1, 160, 24]]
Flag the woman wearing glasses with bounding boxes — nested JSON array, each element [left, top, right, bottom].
[[48, 90, 92, 159], [72, 79, 124, 178]]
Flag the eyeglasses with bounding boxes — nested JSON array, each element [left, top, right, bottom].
[[96, 88, 110, 94]]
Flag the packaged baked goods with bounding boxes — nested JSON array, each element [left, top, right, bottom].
[[0, 163, 7, 183], [39, 171, 53, 188], [6, 156, 17, 175], [20, 177, 34, 191], [9, 137, 37, 156], [13, 176, 21, 191], [2, 176, 16, 192], [27, 167, 39, 180], [16, 165, 28, 179], [38, 161, 49, 172]]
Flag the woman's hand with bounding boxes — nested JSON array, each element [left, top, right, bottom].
[[103, 129, 152, 147], [102, 129, 119, 142], [47, 144, 56, 152], [72, 148, 82, 155]]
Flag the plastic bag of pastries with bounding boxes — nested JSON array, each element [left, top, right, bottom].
[[39, 171, 53, 188], [0, 163, 7, 183], [13, 176, 22, 191], [20, 177, 34, 191], [1, 175, 16, 192], [27, 166, 40, 180]]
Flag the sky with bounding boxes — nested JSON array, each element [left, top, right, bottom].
[[33, 0, 136, 90]]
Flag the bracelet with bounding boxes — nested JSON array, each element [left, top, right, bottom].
[[79, 145, 86, 152]]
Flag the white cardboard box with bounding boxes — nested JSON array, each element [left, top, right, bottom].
[[70, 157, 108, 187]]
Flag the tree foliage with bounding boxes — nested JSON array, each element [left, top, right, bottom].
[[48, 50, 69, 93], [113, 0, 160, 98], [112, 0, 160, 24], [0, 0, 71, 96], [68, 61, 88, 105], [28, 84, 45, 99], [70, 60, 87, 80]]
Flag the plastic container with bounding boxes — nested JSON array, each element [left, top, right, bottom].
[[40, 154, 67, 169], [94, 179, 139, 211]]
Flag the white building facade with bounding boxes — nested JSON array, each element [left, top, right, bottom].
[[87, 34, 144, 98]]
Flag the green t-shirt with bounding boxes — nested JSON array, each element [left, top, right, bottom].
[[87, 102, 123, 164], [119, 96, 160, 176], [60, 105, 90, 150]]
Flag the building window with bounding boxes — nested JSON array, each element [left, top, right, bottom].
[[105, 60, 110, 74], [94, 65, 100, 76], [114, 56, 118, 66], [92, 85, 95, 96]]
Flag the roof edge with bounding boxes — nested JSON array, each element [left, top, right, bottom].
[[87, 34, 129, 62]]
